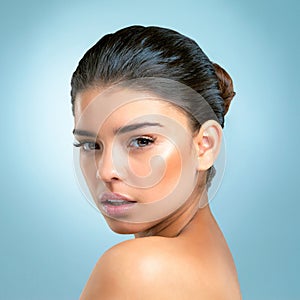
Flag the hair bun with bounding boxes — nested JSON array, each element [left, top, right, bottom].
[[213, 63, 236, 115]]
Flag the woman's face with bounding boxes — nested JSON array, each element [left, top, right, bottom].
[[73, 87, 203, 234]]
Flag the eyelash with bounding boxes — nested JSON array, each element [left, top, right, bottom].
[[73, 136, 156, 152], [128, 136, 156, 149], [73, 141, 101, 152]]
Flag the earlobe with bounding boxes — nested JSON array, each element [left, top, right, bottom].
[[194, 120, 222, 171]]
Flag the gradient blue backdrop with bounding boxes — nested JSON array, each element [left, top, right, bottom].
[[1, 0, 299, 299]]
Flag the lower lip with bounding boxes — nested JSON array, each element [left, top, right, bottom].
[[100, 201, 137, 217]]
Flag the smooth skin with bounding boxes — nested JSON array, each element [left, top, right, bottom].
[[74, 88, 242, 299]]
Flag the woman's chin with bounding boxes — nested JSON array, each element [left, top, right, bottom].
[[103, 216, 157, 235]]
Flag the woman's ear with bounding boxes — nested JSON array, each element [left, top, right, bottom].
[[193, 120, 222, 171]]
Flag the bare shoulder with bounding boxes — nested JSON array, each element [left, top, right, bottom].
[[80, 237, 238, 299]]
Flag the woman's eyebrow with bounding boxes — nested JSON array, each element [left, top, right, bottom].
[[72, 129, 96, 137], [114, 122, 163, 135], [72, 122, 163, 137]]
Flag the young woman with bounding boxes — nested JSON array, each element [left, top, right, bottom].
[[71, 25, 241, 299]]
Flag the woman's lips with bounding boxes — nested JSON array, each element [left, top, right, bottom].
[[100, 192, 136, 203], [99, 192, 137, 217]]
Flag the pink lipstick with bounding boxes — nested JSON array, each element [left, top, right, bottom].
[[99, 192, 137, 217]]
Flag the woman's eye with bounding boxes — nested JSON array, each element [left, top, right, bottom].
[[73, 141, 101, 152], [129, 137, 155, 149]]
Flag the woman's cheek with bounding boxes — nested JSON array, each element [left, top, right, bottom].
[[80, 156, 97, 189], [139, 146, 183, 202], [127, 151, 155, 178]]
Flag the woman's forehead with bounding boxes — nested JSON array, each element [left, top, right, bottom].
[[74, 87, 190, 129]]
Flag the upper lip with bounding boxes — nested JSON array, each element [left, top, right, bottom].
[[99, 192, 136, 203]]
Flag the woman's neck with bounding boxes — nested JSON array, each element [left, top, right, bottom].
[[134, 191, 209, 238]]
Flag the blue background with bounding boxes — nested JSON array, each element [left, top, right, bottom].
[[1, 0, 299, 299]]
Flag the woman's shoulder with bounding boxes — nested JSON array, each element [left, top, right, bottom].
[[79, 236, 236, 299]]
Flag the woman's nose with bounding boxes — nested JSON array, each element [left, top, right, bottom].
[[95, 149, 120, 182]]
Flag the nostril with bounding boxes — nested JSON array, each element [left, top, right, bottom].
[[110, 176, 120, 182]]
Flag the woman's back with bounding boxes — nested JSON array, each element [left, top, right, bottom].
[[80, 206, 241, 299]]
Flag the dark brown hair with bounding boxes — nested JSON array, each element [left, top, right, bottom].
[[70, 25, 236, 186]]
